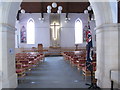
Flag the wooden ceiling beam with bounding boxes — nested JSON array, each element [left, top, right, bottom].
[[20, 2, 90, 13]]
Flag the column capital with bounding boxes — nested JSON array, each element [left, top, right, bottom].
[[95, 23, 119, 34], [0, 23, 16, 32], [95, 23, 118, 30]]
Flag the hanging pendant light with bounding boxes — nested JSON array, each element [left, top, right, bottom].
[[87, 6, 92, 11], [47, 9, 51, 13], [57, 10, 61, 14], [84, 10, 88, 14], [21, 9, 25, 14], [47, 5, 52, 10], [47, 2, 62, 14], [52, 2, 57, 8], [58, 6, 63, 11]]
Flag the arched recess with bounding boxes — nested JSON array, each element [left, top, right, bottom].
[[0, 0, 118, 89]]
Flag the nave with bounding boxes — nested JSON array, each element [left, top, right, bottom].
[[17, 56, 90, 88]]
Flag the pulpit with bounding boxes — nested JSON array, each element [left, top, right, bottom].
[[38, 44, 43, 52]]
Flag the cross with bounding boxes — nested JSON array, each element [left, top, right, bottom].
[[51, 23, 60, 40]]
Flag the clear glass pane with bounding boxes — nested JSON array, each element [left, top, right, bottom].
[[27, 18, 35, 44], [75, 19, 83, 44]]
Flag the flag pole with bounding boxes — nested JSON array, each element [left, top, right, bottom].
[[85, 48, 100, 89], [85, 22, 100, 89]]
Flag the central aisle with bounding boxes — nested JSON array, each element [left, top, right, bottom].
[[17, 56, 90, 88]]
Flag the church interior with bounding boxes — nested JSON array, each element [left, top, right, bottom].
[[0, 0, 119, 89]]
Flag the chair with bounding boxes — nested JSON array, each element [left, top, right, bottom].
[[19, 59, 32, 70], [16, 63, 26, 77]]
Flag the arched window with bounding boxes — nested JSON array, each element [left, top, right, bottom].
[[27, 18, 35, 44], [75, 18, 83, 44]]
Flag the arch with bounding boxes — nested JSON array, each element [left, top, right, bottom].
[[89, 0, 117, 26], [27, 18, 35, 44], [75, 18, 83, 44], [0, 1, 22, 89], [0, 0, 118, 89]]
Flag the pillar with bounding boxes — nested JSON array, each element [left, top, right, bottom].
[[0, 23, 18, 88], [95, 24, 119, 88], [0, 1, 22, 88]]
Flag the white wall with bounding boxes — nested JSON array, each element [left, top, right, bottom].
[[16, 13, 96, 48], [19, 13, 50, 48], [60, 13, 89, 47]]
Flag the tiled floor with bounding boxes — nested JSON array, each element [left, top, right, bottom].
[[17, 56, 91, 88]]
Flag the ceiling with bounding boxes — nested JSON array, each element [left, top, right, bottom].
[[20, 2, 90, 13]]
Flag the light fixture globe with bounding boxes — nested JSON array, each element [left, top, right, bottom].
[[65, 17, 70, 21], [21, 9, 25, 14], [58, 6, 63, 10], [52, 2, 57, 8], [46, 2, 62, 14], [87, 6, 92, 11], [47, 5, 52, 10], [39, 18, 45, 22], [65, 19, 69, 23], [57, 10, 61, 14], [19, 7, 21, 10], [47, 9, 51, 13], [16, 20, 19, 23], [39, 18, 44, 21], [84, 10, 88, 14], [65, 17, 70, 23]]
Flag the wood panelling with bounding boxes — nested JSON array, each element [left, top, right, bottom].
[[118, 1, 120, 23], [20, 2, 90, 13]]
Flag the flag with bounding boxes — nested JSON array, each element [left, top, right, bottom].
[[86, 26, 93, 71]]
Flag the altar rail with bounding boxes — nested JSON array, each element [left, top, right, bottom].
[[15, 47, 88, 56]]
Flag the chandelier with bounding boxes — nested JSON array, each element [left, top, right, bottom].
[[47, 2, 63, 14]]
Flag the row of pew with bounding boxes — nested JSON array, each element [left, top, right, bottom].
[[15, 52, 45, 77], [62, 49, 96, 80]]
